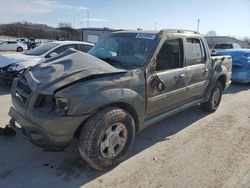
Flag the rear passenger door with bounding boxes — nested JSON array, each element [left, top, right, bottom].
[[7, 41, 17, 51], [185, 38, 211, 100]]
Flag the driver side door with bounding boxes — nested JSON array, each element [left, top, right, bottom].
[[146, 38, 187, 119]]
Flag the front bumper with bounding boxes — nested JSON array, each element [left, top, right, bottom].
[[8, 106, 88, 151]]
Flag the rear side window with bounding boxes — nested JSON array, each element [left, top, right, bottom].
[[76, 44, 93, 52], [214, 43, 233, 49], [233, 43, 241, 49], [52, 44, 76, 54], [186, 38, 205, 66], [7, 41, 17, 44], [156, 39, 183, 71]]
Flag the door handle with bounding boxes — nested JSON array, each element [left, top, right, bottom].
[[204, 68, 209, 73], [179, 73, 186, 79]]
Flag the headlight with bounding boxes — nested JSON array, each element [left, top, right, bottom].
[[55, 97, 70, 116], [8, 64, 18, 71]]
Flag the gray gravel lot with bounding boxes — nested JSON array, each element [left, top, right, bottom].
[[0, 84, 250, 188]]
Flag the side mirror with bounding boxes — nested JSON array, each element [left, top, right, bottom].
[[151, 73, 166, 92], [49, 52, 58, 58]]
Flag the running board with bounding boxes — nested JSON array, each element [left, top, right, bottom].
[[144, 99, 205, 127]]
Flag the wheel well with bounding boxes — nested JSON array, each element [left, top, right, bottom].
[[217, 75, 226, 89], [74, 102, 139, 138], [17, 46, 22, 49], [104, 102, 139, 131]]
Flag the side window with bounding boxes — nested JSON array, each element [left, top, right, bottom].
[[7, 41, 17, 44], [156, 39, 183, 71], [233, 43, 241, 49], [186, 38, 205, 66], [214, 43, 233, 49], [76, 44, 93, 52], [52, 44, 76, 54]]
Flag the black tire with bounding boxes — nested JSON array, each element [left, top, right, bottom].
[[201, 81, 223, 112], [78, 107, 135, 171], [0, 126, 16, 136], [17, 47, 23, 52]]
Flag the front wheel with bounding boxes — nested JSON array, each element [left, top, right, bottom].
[[78, 107, 135, 171], [201, 81, 223, 112]]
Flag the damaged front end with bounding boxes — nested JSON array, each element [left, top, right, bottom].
[[8, 49, 128, 151], [0, 64, 22, 85]]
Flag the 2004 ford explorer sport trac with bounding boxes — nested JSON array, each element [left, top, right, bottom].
[[8, 29, 232, 171]]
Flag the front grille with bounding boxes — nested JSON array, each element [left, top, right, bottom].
[[16, 78, 32, 104]]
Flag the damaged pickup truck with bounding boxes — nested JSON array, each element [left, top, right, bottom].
[[8, 29, 232, 171]]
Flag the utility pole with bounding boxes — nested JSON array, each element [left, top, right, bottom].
[[197, 19, 200, 32], [87, 12, 90, 28], [17, 22, 20, 38], [154, 22, 157, 31], [73, 9, 76, 27]]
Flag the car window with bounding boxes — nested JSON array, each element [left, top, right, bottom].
[[89, 33, 158, 68], [76, 44, 93, 52], [51, 44, 76, 54], [7, 41, 17, 44], [156, 39, 183, 71], [233, 43, 241, 49], [186, 38, 205, 66], [25, 43, 59, 56], [214, 43, 233, 49]]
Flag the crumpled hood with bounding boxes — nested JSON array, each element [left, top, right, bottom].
[[24, 49, 127, 95], [13, 58, 45, 71], [0, 53, 37, 68]]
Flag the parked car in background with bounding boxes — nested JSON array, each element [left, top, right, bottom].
[[217, 49, 250, 83], [8, 29, 232, 171], [16, 38, 27, 42], [23, 41, 37, 50], [210, 43, 241, 56], [0, 41, 28, 52], [0, 41, 94, 84]]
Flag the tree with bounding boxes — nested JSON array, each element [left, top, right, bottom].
[[58, 23, 72, 28], [206, 30, 217, 37]]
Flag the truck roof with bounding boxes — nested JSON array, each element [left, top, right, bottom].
[[51, 40, 94, 46], [115, 29, 200, 37]]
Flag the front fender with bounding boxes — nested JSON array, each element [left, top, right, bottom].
[[65, 88, 145, 117]]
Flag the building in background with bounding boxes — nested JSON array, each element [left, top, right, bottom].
[[77, 28, 121, 44], [205, 36, 250, 48]]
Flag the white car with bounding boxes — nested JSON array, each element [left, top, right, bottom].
[[210, 43, 241, 56], [0, 41, 94, 84], [0, 41, 28, 52]]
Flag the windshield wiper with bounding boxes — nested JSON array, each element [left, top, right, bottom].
[[100, 58, 129, 69]]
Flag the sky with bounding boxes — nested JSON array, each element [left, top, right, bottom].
[[0, 0, 249, 37]]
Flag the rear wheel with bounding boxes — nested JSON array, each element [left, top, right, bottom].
[[17, 47, 23, 52], [201, 81, 223, 112], [78, 107, 135, 171]]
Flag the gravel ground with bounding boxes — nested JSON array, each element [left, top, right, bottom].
[[0, 84, 250, 188]]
